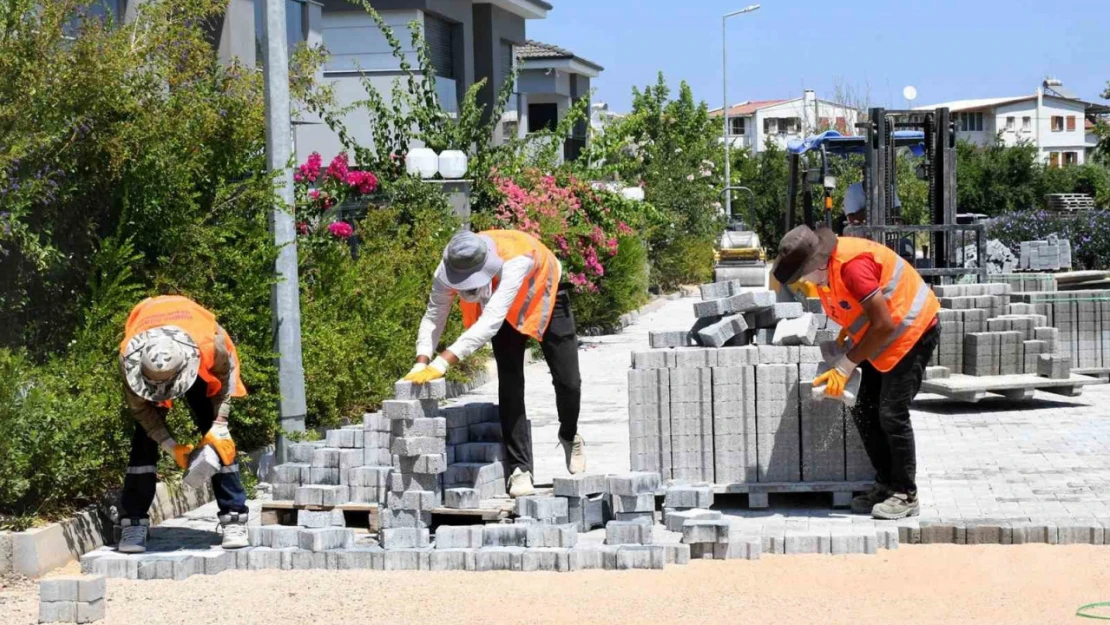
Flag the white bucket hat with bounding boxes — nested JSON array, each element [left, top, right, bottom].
[[121, 326, 201, 402], [434, 231, 503, 291]]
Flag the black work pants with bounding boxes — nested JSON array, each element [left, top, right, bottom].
[[120, 379, 248, 520], [491, 285, 581, 475], [849, 324, 939, 496]]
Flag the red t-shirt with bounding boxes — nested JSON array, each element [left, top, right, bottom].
[[839, 254, 938, 328]]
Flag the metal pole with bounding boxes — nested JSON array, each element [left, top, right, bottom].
[[722, 15, 731, 221], [262, 0, 307, 464]]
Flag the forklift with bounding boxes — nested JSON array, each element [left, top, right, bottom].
[[783, 107, 986, 283]]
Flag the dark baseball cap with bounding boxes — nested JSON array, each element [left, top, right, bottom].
[[772, 225, 837, 285]]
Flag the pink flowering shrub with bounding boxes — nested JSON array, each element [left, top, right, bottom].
[[293, 152, 379, 241]]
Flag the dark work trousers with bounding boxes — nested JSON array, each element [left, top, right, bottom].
[[491, 284, 582, 476], [120, 378, 249, 520], [849, 323, 940, 496]]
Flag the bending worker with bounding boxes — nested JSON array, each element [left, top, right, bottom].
[[406, 230, 586, 497], [773, 225, 939, 520], [118, 295, 250, 552]]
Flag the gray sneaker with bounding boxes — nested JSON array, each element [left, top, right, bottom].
[[117, 518, 149, 554], [872, 493, 920, 520], [850, 483, 891, 514], [558, 434, 587, 474]]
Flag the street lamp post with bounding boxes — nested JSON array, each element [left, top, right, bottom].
[[722, 5, 760, 223], [262, 0, 308, 464]]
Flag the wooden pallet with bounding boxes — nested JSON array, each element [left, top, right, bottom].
[[1045, 193, 1096, 211], [261, 500, 379, 530], [920, 373, 1102, 403], [430, 499, 514, 527], [711, 481, 874, 509]]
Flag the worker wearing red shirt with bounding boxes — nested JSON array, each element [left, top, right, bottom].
[[773, 225, 940, 520]]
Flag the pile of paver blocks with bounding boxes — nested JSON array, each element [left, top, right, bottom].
[[993, 273, 1058, 294], [630, 292, 871, 486], [440, 402, 507, 501], [648, 280, 839, 350], [1011, 289, 1110, 371], [1019, 237, 1072, 272], [38, 576, 105, 624]]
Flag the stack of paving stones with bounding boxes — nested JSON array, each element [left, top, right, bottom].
[[441, 401, 507, 501], [380, 379, 449, 550], [1019, 236, 1072, 271], [993, 273, 1058, 294], [553, 474, 611, 532], [269, 413, 392, 504], [629, 341, 870, 486], [39, 576, 105, 624], [1011, 289, 1110, 371]]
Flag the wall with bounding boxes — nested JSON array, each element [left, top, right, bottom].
[[993, 97, 1091, 164], [472, 3, 525, 126], [737, 99, 860, 153]]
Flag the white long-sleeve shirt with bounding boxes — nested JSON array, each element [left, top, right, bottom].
[[417, 256, 559, 361]]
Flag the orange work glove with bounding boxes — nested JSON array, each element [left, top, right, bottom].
[[161, 439, 195, 470], [200, 422, 237, 466]]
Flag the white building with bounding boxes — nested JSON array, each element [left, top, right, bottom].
[[709, 90, 862, 153], [915, 79, 1110, 166]]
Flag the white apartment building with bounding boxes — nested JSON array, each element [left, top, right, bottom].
[[709, 90, 862, 153], [915, 79, 1109, 166]]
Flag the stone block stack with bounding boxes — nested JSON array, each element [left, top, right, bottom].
[[39, 576, 105, 624], [441, 402, 507, 500], [380, 379, 447, 550], [553, 474, 611, 532], [1019, 236, 1072, 272]]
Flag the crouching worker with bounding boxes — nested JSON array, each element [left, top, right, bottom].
[[117, 295, 250, 552], [773, 225, 940, 519], [406, 230, 586, 498]]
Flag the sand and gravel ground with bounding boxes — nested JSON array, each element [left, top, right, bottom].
[[4, 544, 1109, 625]]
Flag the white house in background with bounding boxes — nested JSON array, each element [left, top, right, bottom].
[[590, 102, 624, 134], [709, 90, 862, 153], [915, 78, 1110, 166]]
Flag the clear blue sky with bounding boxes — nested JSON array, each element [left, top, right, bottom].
[[528, 0, 1108, 113]]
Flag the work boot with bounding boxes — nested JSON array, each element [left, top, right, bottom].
[[558, 434, 587, 474], [850, 482, 891, 514], [219, 512, 250, 549], [871, 493, 920, 520], [507, 467, 535, 498], [117, 518, 149, 554]]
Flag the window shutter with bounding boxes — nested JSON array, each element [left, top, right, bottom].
[[1049, 152, 1060, 168], [1066, 116, 1076, 131], [424, 14, 455, 79], [835, 117, 846, 133]]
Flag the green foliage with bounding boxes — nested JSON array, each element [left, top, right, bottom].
[[988, 209, 1110, 271], [729, 140, 788, 254]]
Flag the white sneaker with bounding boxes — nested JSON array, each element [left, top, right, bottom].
[[118, 518, 149, 554], [507, 467, 535, 498], [558, 434, 587, 474], [219, 512, 250, 549]]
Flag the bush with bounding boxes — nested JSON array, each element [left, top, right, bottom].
[[987, 209, 1110, 271]]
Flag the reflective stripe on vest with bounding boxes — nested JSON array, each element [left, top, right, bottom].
[[459, 230, 560, 341], [819, 237, 939, 372], [120, 296, 247, 400]]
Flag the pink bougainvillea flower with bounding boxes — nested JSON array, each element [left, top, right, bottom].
[[617, 222, 633, 235], [297, 152, 323, 183], [346, 170, 378, 195], [296, 221, 310, 235], [308, 189, 320, 200], [326, 152, 350, 182], [327, 221, 353, 239]]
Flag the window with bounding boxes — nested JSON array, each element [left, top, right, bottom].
[[528, 103, 559, 133], [818, 117, 830, 129], [1051, 116, 1064, 132], [958, 112, 983, 132], [1066, 115, 1076, 131], [1064, 152, 1079, 165], [782, 117, 801, 134], [1005, 116, 1015, 132], [763, 117, 778, 135], [1022, 116, 1032, 131], [729, 116, 746, 136], [1049, 152, 1060, 168], [424, 15, 458, 114]]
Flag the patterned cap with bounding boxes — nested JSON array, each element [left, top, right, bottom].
[[121, 326, 200, 402]]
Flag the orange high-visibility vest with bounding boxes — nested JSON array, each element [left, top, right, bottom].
[[459, 230, 560, 341], [120, 296, 248, 399], [818, 237, 939, 372]]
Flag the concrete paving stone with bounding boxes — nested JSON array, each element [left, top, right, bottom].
[[605, 520, 653, 545], [663, 542, 690, 564], [428, 549, 476, 571], [38, 600, 76, 623], [39, 578, 81, 603], [474, 547, 525, 571], [664, 508, 722, 533], [390, 471, 441, 493], [288, 549, 329, 570], [614, 545, 666, 570], [699, 281, 734, 300], [682, 520, 730, 544], [612, 493, 656, 514], [772, 312, 818, 346], [249, 525, 301, 549], [382, 399, 438, 421], [298, 527, 354, 552], [451, 443, 501, 464], [309, 448, 340, 469], [553, 474, 609, 497], [387, 489, 438, 511], [567, 494, 611, 532], [392, 417, 447, 438], [76, 598, 105, 623], [698, 314, 749, 348], [328, 546, 384, 571], [482, 525, 529, 548], [566, 546, 610, 571], [609, 472, 661, 496], [729, 290, 776, 314], [672, 347, 717, 369], [754, 303, 805, 329], [648, 331, 692, 349], [632, 349, 677, 370], [380, 528, 430, 550], [444, 488, 480, 509], [715, 346, 759, 367], [382, 549, 431, 571], [526, 524, 579, 548], [515, 495, 570, 522], [615, 511, 655, 524], [391, 436, 446, 456], [380, 508, 432, 529], [308, 467, 340, 485], [272, 463, 308, 485], [393, 378, 447, 400], [1056, 520, 1103, 545], [326, 428, 362, 449], [348, 466, 392, 488], [435, 525, 484, 549], [664, 486, 713, 510], [521, 548, 571, 572], [467, 422, 502, 442]]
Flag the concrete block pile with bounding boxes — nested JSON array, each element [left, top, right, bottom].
[[440, 402, 507, 500], [39, 576, 105, 624], [269, 411, 392, 503], [630, 321, 870, 486], [1011, 290, 1110, 371], [1019, 236, 1072, 272], [993, 273, 1058, 294]]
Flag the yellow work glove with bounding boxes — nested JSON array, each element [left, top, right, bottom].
[[161, 439, 195, 470], [791, 279, 820, 299], [813, 356, 856, 398], [404, 356, 448, 384], [200, 422, 237, 466]]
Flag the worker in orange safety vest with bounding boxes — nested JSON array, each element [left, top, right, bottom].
[[773, 225, 940, 520], [406, 230, 586, 498], [117, 296, 250, 552]]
